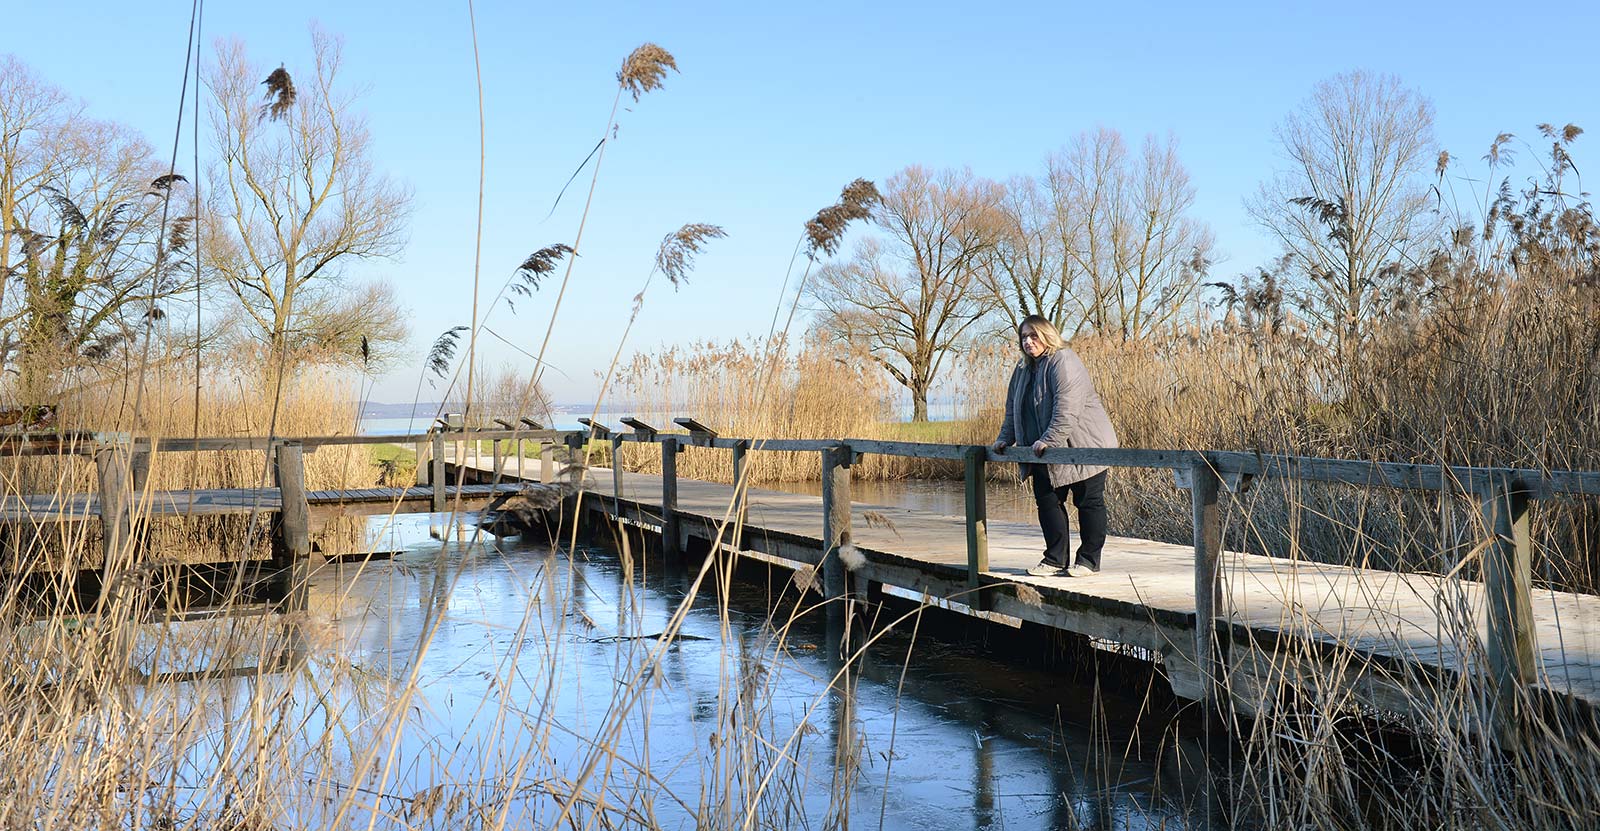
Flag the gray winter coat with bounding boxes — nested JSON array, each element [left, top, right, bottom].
[[995, 347, 1119, 487]]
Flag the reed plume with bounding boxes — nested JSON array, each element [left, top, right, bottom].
[[425, 325, 469, 385], [655, 223, 727, 287], [804, 178, 881, 259], [259, 65, 296, 121], [149, 173, 188, 193], [509, 243, 576, 309], [617, 43, 677, 102]]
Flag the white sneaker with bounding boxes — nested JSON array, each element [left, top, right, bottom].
[[1026, 560, 1067, 577], [1065, 564, 1099, 578]]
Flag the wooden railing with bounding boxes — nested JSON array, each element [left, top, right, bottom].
[[592, 417, 1600, 731], [0, 423, 586, 614], [9, 418, 1591, 731]]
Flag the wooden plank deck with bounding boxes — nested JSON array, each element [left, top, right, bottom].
[[574, 466, 1600, 713]]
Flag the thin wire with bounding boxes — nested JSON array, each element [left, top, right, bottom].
[[126, 0, 202, 434], [189, 0, 204, 490]]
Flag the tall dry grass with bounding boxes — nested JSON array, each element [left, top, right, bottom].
[[2, 367, 379, 568], [612, 334, 1000, 481]]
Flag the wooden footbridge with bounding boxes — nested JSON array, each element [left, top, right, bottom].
[[3, 420, 1597, 739], [469, 417, 1597, 739]]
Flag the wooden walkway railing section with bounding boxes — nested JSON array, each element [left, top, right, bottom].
[[592, 417, 1600, 737], [0, 425, 583, 616], [6, 419, 1595, 736]]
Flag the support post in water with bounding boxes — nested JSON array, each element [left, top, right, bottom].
[[1190, 454, 1225, 717], [661, 435, 681, 562], [1481, 474, 1536, 741], [431, 432, 446, 512], [964, 446, 990, 610], [94, 443, 133, 611], [273, 441, 314, 612], [820, 444, 854, 605]]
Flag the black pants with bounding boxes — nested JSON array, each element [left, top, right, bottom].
[[1031, 469, 1108, 570]]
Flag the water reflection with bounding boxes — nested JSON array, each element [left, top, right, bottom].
[[145, 512, 1217, 828]]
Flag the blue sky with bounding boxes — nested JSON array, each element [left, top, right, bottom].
[[5, 0, 1598, 404]]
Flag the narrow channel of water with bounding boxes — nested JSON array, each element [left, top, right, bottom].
[[276, 512, 1219, 828]]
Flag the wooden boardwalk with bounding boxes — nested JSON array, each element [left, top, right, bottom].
[[520, 463, 1600, 719], [2, 423, 1593, 729]]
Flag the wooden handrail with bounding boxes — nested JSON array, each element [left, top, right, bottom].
[[603, 421, 1584, 740], [605, 431, 1600, 498]]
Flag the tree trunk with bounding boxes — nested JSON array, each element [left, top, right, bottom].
[[911, 384, 930, 422]]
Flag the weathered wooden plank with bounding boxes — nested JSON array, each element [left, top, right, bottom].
[[731, 439, 749, 549], [273, 442, 313, 612], [1207, 450, 1600, 497], [673, 417, 719, 447], [850, 439, 967, 461], [299, 429, 578, 446], [95, 445, 133, 607], [661, 436, 680, 562], [1190, 458, 1224, 719], [1482, 479, 1536, 738], [431, 434, 446, 512], [964, 445, 989, 610], [820, 445, 853, 604], [0, 432, 108, 457]]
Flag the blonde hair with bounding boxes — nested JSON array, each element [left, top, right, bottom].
[[1017, 314, 1066, 357]]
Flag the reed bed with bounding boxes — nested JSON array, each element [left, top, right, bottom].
[[1210, 485, 1600, 830], [612, 335, 997, 482]]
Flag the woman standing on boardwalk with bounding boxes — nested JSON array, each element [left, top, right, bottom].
[[991, 315, 1119, 578]]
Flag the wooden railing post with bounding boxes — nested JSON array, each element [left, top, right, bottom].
[[1481, 475, 1536, 739], [731, 439, 749, 548], [964, 446, 989, 611], [821, 444, 853, 604], [492, 437, 503, 477], [1191, 455, 1224, 716], [540, 439, 556, 484], [94, 444, 133, 610], [611, 436, 626, 500], [129, 449, 150, 493], [273, 441, 313, 612], [431, 432, 446, 512], [661, 436, 680, 561], [415, 439, 430, 485]]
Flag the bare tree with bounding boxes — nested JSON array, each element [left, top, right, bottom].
[[984, 129, 1213, 340], [808, 166, 1000, 421], [203, 29, 411, 372], [1247, 70, 1437, 361], [982, 174, 1067, 333], [0, 57, 195, 401], [1054, 129, 1213, 338]]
